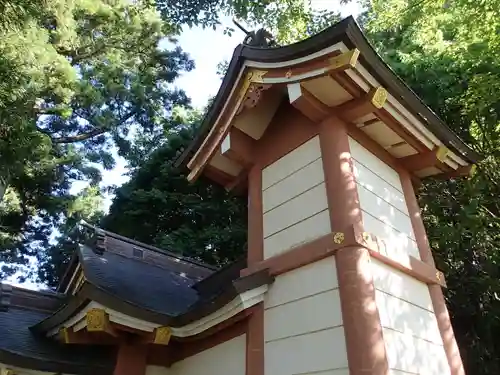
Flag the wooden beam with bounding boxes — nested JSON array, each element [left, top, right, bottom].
[[434, 164, 477, 180], [59, 327, 118, 344], [220, 127, 255, 166], [325, 49, 360, 74], [336, 86, 388, 123], [202, 164, 234, 186], [187, 69, 267, 182], [399, 146, 449, 172], [136, 326, 172, 346], [287, 83, 330, 122], [225, 169, 248, 193]]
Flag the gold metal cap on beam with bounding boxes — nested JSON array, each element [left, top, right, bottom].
[[370, 86, 388, 109], [86, 308, 109, 332], [153, 326, 172, 345], [327, 49, 360, 72]]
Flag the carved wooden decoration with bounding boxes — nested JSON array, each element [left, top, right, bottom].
[[236, 83, 272, 115]]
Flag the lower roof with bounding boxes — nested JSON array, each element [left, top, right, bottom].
[[0, 287, 115, 374]]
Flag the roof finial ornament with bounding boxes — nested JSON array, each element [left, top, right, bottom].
[[233, 18, 277, 48]]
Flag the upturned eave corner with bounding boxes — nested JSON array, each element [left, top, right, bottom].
[[180, 16, 480, 186]]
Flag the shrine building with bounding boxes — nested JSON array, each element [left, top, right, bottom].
[[0, 16, 479, 375]]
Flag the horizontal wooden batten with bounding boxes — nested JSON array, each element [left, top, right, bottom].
[[241, 227, 446, 288], [262, 49, 360, 83]]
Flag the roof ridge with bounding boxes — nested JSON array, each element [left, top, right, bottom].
[[0, 283, 64, 313], [80, 221, 217, 271]]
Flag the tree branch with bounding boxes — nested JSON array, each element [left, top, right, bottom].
[[43, 108, 138, 144], [52, 128, 109, 144]]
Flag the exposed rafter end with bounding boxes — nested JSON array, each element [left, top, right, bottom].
[[287, 82, 330, 122], [326, 48, 360, 73], [399, 146, 449, 173], [153, 326, 172, 345], [85, 308, 118, 336], [336, 86, 388, 123], [136, 326, 172, 346], [221, 128, 255, 167]]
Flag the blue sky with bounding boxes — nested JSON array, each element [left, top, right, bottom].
[[7, 1, 361, 289]]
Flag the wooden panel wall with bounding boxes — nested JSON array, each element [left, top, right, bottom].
[[168, 335, 246, 375], [348, 137, 419, 262], [263, 257, 348, 375], [371, 259, 448, 375], [262, 136, 331, 259]]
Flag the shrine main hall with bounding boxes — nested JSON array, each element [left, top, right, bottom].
[[0, 16, 478, 375]]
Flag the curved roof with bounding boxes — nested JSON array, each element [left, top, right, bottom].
[[176, 16, 480, 168], [79, 244, 199, 316], [32, 233, 271, 334], [0, 287, 115, 374], [0, 230, 270, 373]]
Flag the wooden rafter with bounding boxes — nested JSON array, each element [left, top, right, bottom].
[[336, 86, 388, 123], [287, 83, 330, 122], [221, 127, 256, 167], [399, 146, 449, 172], [433, 164, 477, 180]]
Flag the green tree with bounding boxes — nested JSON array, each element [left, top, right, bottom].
[[0, 0, 194, 278], [360, 1, 500, 372]]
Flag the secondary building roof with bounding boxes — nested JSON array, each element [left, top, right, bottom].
[[0, 225, 271, 374]]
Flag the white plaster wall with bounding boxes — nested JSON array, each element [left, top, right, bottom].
[[146, 366, 171, 375], [348, 137, 419, 262], [264, 257, 348, 375], [262, 136, 331, 259], [371, 259, 449, 375], [169, 335, 246, 375]]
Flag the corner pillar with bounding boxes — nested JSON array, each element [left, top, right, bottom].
[[319, 115, 389, 375], [246, 162, 265, 375], [400, 169, 465, 375]]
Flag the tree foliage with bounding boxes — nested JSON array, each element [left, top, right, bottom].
[[0, 0, 193, 277], [359, 0, 500, 372]]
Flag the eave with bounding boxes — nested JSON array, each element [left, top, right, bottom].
[[31, 269, 272, 342], [176, 16, 480, 185]]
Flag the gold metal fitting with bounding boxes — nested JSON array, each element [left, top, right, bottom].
[[333, 232, 345, 244]]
